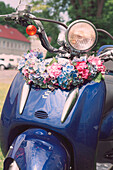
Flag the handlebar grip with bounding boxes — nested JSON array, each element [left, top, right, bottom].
[[0, 14, 9, 18], [0, 14, 13, 21]]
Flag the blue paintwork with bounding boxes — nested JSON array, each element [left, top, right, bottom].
[[97, 45, 113, 55], [1, 71, 106, 169], [4, 128, 70, 170]]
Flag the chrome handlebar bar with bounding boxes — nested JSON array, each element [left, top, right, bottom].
[[99, 50, 113, 60]]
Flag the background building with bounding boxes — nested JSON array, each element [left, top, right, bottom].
[[29, 35, 49, 58], [0, 25, 31, 55], [0, 25, 50, 69], [0, 25, 31, 68]]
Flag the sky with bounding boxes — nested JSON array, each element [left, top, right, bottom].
[[1, 0, 28, 8]]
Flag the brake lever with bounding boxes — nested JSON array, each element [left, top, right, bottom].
[[3, 11, 31, 27]]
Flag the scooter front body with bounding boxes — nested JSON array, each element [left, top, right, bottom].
[[4, 128, 71, 170], [1, 71, 106, 169]]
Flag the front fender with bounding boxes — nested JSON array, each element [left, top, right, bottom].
[[4, 128, 71, 170]]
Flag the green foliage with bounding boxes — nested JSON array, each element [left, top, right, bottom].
[[93, 72, 104, 83], [42, 21, 60, 58], [0, 2, 14, 25], [1, 0, 113, 56], [0, 2, 14, 14], [68, 0, 113, 51], [49, 57, 58, 65], [68, 0, 97, 21], [31, 0, 113, 53], [31, 2, 60, 58], [0, 1, 28, 38]]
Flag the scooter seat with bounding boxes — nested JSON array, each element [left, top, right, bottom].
[[103, 74, 113, 117], [97, 45, 113, 117]]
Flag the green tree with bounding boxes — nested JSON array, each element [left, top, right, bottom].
[[68, 0, 113, 50], [0, 1, 28, 38], [31, 0, 113, 52], [1, 0, 113, 54], [0, 1, 61, 58], [0, 2, 15, 25], [31, 0, 61, 58]]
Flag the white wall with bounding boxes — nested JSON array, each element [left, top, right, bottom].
[[29, 35, 47, 58]]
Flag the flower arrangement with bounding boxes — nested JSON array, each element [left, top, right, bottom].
[[18, 50, 106, 91]]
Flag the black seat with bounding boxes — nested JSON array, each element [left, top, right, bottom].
[[97, 46, 113, 117], [103, 74, 113, 117]]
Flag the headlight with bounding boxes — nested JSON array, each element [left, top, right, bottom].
[[66, 20, 98, 52]]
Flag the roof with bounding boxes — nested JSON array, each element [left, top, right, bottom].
[[0, 25, 30, 43]]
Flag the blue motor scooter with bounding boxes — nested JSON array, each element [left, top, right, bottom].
[[0, 2, 113, 170]]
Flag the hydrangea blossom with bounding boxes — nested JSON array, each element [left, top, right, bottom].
[[47, 63, 62, 78], [18, 51, 106, 90]]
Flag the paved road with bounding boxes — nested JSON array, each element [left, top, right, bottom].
[[0, 69, 18, 84]]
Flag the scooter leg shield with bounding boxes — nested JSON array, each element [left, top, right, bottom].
[[4, 128, 71, 170]]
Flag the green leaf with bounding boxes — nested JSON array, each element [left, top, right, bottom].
[[102, 74, 105, 80], [93, 72, 102, 83], [49, 57, 58, 66], [41, 84, 48, 88]]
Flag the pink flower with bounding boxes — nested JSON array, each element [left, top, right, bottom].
[[43, 79, 47, 84], [22, 68, 29, 77], [75, 61, 89, 79], [88, 55, 106, 74], [79, 69, 90, 79], [75, 61, 88, 71], [28, 80, 32, 84], [88, 56, 101, 66], [98, 65, 106, 75], [29, 63, 35, 67], [47, 63, 62, 78]]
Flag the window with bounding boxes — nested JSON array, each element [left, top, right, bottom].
[[10, 31, 14, 34], [0, 58, 4, 61], [11, 42, 13, 48], [7, 41, 9, 48], [15, 43, 17, 48], [22, 44, 25, 49], [9, 59, 14, 61], [3, 41, 5, 48]]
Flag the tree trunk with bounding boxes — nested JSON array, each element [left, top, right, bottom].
[[70, 0, 76, 8], [97, 0, 105, 18], [78, 0, 83, 6]]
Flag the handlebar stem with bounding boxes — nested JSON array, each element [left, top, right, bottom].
[[29, 14, 66, 54]]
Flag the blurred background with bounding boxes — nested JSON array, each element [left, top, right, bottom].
[[0, 0, 113, 169]]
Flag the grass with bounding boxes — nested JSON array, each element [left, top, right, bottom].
[[0, 83, 10, 170]]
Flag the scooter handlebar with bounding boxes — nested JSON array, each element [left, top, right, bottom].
[[0, 14, 10, 18], [0, 12, 18, 21]]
